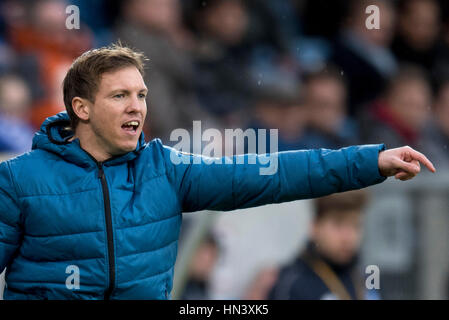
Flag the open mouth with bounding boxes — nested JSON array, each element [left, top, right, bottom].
[[121, 120, 140, 134]]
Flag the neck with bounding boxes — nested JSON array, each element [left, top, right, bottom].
[[72, 127, 112, 163], [307, 241, 357, 272]]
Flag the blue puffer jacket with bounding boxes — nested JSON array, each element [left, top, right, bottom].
[[0, 112, 386, 300]]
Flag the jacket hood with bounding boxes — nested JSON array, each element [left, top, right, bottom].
[[31, 111, 147, 169]]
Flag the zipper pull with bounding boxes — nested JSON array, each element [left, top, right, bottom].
[[97, 163, 104, 179]]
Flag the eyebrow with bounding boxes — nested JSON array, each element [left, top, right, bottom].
[[109, 88, 148, 95]]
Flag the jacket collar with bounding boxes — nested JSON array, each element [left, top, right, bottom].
[[32, 111, 147, 169]]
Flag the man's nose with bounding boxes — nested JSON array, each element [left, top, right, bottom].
[[126, 95, 144, 113]]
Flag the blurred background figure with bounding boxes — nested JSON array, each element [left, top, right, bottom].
[[0, 74, 34, 153], [359, 65, 432, 148], [419, 76, 449, 171], [331, 0, 397, 116], [247, 78, 310, 152], [392, 0, 441, 70], [180, 234, 219, 300], [206, 200, 313, 300], [116, 0, 217, 142], [268, 189, 379, 300], [30, 61, 70, 129], [185, 0, 254, 129], [6, 0, 92, 129], [302, 66, 359, 149]]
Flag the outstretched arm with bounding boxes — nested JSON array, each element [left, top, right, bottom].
[[162, 142, 408, 213]]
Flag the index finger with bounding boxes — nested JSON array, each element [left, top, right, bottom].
[[409, 149, 436, 173]]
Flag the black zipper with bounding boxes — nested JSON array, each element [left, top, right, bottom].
[[97, 162, 115, 300], [78, 147, 143, 300]]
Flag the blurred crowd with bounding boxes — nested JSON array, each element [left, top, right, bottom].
[[1, 0, 449, 299], [182, 189, 377, 300], [1, 0, 449, 170]]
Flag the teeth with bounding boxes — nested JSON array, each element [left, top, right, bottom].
[[124, 121, 139, 126]]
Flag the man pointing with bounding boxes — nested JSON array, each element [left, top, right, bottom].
[[0, 44, 435, 300]]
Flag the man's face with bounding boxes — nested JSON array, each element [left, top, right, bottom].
[[388, 80, 431, 131], [131, 0, 181, 33], [400, 0, 440, 50], [311, 211, 363, 265], [305, 78, 346, 134], [354, 1, 395, 47], [202, 0, 249, 45], [85, 66, 148, 157]]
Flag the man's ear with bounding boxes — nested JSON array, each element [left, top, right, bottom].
[[72, 97, 90, 121]]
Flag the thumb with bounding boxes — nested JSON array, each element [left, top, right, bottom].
[[411, 159, 420, 171]]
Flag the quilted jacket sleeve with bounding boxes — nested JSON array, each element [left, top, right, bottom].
[[161, 141, 387, 212], [0, 161, 22, 273]]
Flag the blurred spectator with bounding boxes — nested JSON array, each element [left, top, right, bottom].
[[268, 189, 378, 300], [245, 0, 301, 54], [247, 80, 310, 152], [30, 61, 70, 129], [0, 1, 18, 74], [116, 0, 217, 141], [70, 0, 119, 47], [0, 38, 15, 76], [0, 1, 45, 99], [431, 2, 449, 88], [181, 234, 219, 300], [360, 66, 432, 148], [302, 66, 359, 149], [0, 74, 34, 153], [8, 0, 92, 58], [248, 65, 359, 152], [209, 200, 313, 299], [188, 0, 255, 128], [419, 77, 449, 170], [391, 0, 442, 70], [331, 0, 397, 115], [5, 0, 92, 127]]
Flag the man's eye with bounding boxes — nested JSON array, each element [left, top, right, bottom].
[[138, 93, 147, 99], [114, 93, 125, 99]]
